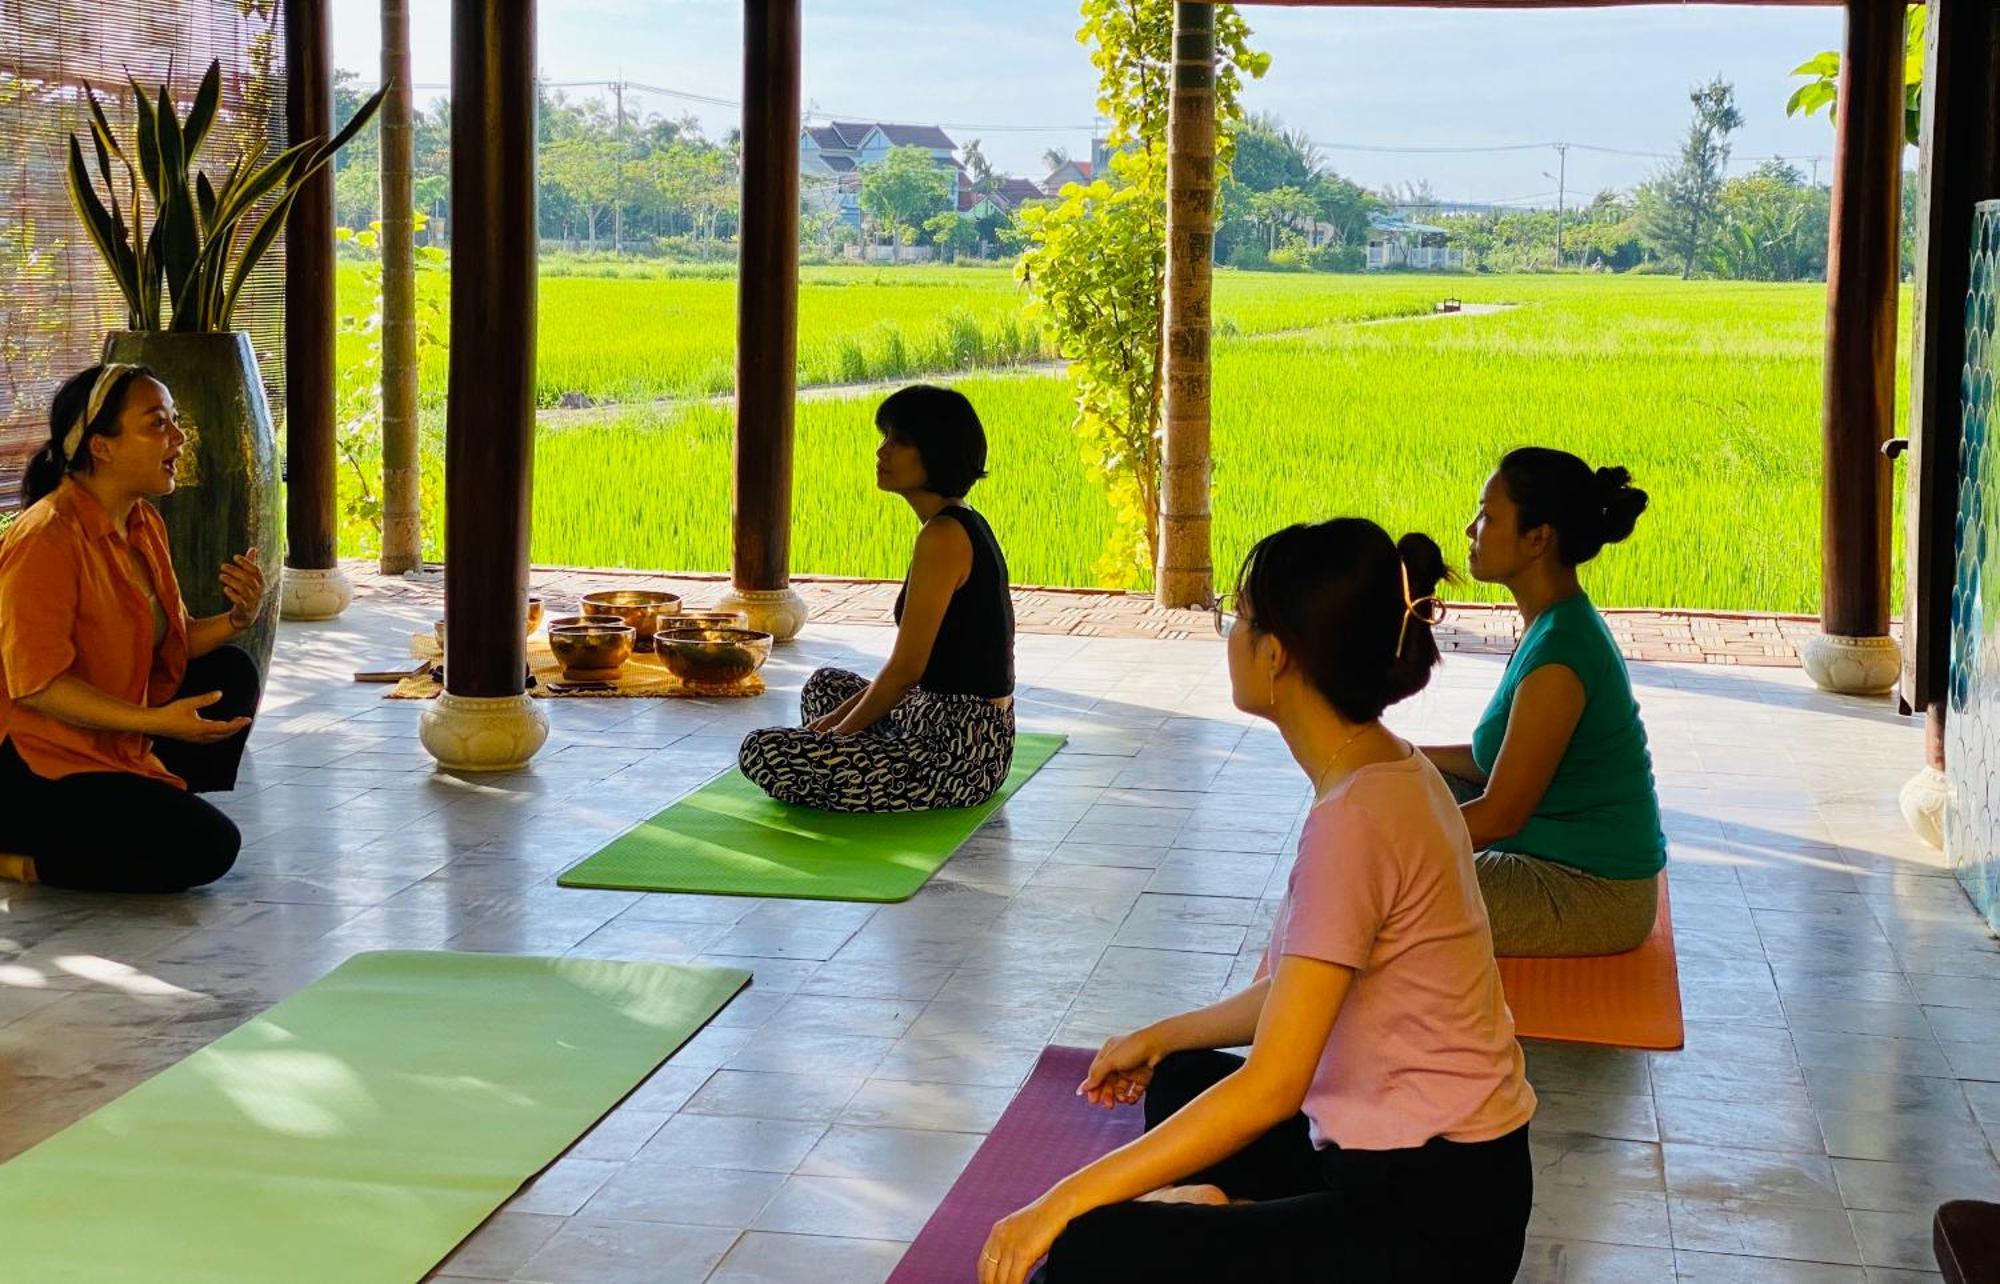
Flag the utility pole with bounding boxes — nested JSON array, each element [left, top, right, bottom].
[[612, 77, 625, 254], [1553, 142, 1568, 269]]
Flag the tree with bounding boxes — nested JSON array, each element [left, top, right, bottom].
[[859, 145, 951, 262], [1638, 76, 1743, 279], [1248, 185, 1317, 250], [1017, 0, 1267, 586], [543, 133, 621, 251], [1787, 6, 1926, 148], [924, 210, 978, 263], [1308, 173, 1379, 248], [1707, 160, 1829, 281], [1041, 145, 1071, 175], [961, 139, 1001, 198]]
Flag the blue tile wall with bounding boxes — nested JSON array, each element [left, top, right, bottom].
[[1949, 201, 2000, 930]]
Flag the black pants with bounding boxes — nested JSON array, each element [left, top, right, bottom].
[[1038, 1050, 1533, 1283], [0, 647, 256, 893]]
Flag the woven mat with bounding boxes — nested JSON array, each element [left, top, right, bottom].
[[388, 634, 764, 700]]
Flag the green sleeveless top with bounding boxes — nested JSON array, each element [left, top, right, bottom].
[[1470, 594, 1666, 880]]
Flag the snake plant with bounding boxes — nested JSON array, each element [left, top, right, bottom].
[[66, 60, 387, 332]]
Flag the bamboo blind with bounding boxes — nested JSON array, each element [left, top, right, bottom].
[[0, 0, 290, 506]]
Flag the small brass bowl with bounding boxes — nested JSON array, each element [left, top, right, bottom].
[[547, 613, 624, 632], [580, 590, 682, 651], [655, 627, 773, 686], [675, 608, 750, 630], [547, 623, 635, 681], [434, 597, 544, 648]]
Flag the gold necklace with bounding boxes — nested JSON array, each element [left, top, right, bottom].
[[1312, 725, 1371, 798]]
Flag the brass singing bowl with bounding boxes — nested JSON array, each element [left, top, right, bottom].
[[580, 590, 682, 650], [546, 613, 624, 632], [654, 627, 773, 686], [675, 608, 751, 630], [547, 623, 636, 680], [435, 596, 544, 648]]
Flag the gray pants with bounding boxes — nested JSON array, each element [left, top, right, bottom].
[[1447, 774, 1660, 958]]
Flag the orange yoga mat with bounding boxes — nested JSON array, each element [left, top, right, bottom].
[[1496, 873, 1683, 1051]]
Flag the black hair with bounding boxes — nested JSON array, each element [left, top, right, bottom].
[[875, 384, 988, 499], [23, 364, 158, 506], [1235, 517, 1454, 723], [1496, 446, 1648, 567]]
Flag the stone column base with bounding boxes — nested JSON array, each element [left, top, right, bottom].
[[1900, 764, 1948, 851], [1801, 632, 1901, 696], [279, 565, 354, 621], [419, 691, 549, 772], [717, 585, 809, 642]]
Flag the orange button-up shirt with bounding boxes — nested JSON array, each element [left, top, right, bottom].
[[0, 478, 190, 786]]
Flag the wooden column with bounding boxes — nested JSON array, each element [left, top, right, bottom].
[[1157, 2, 1217, 610], [1906, 0, 2000, 708], [442, 0, 537, 698], [722, 0, 807, 640], [379, 0, 422, 574], [279, 0, 348, 619], [1809, 0, 1905, 693]]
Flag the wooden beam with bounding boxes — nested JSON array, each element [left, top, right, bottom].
[[731, 0, 802, 596], [442, 0, 537, 697], [1904, 0, 2000, 708], [283, 0, 336, 574], [1820, 0, 1904, 642], [1157, 1, 1218, 610], [379, 0, 422, 575]]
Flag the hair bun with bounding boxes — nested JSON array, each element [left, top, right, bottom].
[[1395, 531, 1449, 602], [1592, 466, 1649, 545]]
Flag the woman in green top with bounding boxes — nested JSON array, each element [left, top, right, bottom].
[[1421, 447, 1667, 957]]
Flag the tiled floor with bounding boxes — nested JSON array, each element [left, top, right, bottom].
[[0, 586, 1986, 1283]]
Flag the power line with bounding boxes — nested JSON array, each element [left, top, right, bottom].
[[354, 77, 1837, 166]]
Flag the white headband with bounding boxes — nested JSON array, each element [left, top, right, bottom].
[[60, 363, 143, 464]]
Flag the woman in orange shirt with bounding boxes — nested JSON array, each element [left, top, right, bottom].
[[0, 364, 267, 892]]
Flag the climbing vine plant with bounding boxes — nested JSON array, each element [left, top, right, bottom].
[[1018, 0, 1267, 588]]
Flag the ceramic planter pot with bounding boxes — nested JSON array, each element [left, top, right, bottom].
[[101, 331, 283, 706]]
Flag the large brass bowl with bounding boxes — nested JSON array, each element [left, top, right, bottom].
[[546, 613, 624, 632], [547, 623, 635, 681], [675, 608, 750, 631], [655, 627, 773, 686], [580, 590, 682, 651]]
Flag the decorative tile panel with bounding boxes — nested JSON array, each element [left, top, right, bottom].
[[1949, 201, 2000, 930]]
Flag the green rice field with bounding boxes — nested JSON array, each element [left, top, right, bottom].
[[336, 264, 1907, 615]]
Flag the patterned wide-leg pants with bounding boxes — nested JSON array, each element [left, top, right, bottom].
[[738, 667, 1016, 813]]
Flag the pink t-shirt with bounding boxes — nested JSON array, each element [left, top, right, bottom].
[[1260, 751, 1536, 1151]]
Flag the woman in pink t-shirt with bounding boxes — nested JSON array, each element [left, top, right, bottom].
[[980, 519, 1536, 1284]]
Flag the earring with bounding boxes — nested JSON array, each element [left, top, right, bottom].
[[1267, 666, 1277, 709]]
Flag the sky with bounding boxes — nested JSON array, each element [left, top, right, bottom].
[[330, 1, 1853, 209]]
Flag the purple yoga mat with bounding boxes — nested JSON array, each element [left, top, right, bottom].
[[889, 1045, 1144, 1284]]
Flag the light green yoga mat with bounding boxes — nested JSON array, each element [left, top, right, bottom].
[[559, 732, 1066, 902], [0, 950, 748, 1284]]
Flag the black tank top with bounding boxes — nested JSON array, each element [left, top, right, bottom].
[[893, 505, 1015, 698]]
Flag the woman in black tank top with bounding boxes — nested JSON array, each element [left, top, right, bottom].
[[739, 386, 1018, 813]]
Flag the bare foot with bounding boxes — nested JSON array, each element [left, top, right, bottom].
[[1136, 1184, 1230, 1206]]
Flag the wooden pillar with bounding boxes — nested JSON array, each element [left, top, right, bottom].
[[278, 0, 351, 620], [1898, 0, 2000, 844], [379, 0, 422, 575], [721, 0, 807, 640], [441, 0, 536, 698], [1157, 2, 1217, 610], [1807, 0, 1905, 694]]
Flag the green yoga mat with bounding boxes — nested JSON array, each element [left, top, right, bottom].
[[0, 950, 748, 1284], [559, 732, 1066, 902]]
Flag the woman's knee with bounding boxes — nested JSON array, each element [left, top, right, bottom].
[[1145, 1050, 1242, 1128], [172, 798, 240, 889], [186, 645, 261, 718]]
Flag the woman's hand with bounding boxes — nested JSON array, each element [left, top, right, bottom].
[[221, 547, 265, 631], [148, 690, 251, 744], [806, 711, 844, 734], [1079, 1028, 1160, 1109], [980, 1191, 1076, 1284]]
